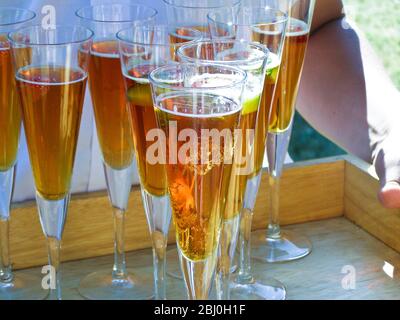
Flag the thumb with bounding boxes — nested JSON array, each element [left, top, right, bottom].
[[374, 137, 400, 209], [378, 181, 400, 209]]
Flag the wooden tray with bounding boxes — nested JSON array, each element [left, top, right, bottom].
[[9, 155, 400, 299]]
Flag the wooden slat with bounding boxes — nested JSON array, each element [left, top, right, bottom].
[[9, 157, 345, 270], [19, 217, 400, 300], [10, 187, 169, 270], [253, 157, 345, 229], [344, 157, 400, 254]]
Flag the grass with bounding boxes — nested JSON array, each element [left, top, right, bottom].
[[344, 0, 400, 88], [290, 0, 400, 161]]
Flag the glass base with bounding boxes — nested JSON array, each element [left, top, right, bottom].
[[251, 229, 312, 263], [78, 268, 153, 300], [230, 274, 286, 300], [0, 272, 48, 300]]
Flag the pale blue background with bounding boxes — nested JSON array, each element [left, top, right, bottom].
[[0, 0, 168, 202]]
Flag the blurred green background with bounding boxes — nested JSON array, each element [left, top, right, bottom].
[[289, 0, 400, 161]]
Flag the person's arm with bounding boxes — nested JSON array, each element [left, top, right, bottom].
[[297, 0, 400, 207]]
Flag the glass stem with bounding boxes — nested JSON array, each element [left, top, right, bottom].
[[267, 175, 281, 238], [180, 249, 218, 300], [216, 215, 240, 300], [152, 232, 167, 300], [237, 208, 254, 283], [265, 128, 292, 240], [112, 208, 127, 280], [46, 237, 62, 300], [215, 271, 230, 300], [235, 172, 262, 284], [140, 189, 171, 300], [36, 193, 69, 300], [0, 218, 12, 283], [103, 163, 133, 281], [0, 168, 14, 283]]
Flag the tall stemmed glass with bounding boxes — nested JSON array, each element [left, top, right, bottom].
[[208, 6, 287, 299], [249, 0, 316, 263], [0, 7, 44, 300], [76, 4, 157, 300], [117, 25, 202, 300], [163, 0, 241, 36], [9, 25, 93, 300], [163, 0, 242, 280], [177, 40, 269, 300], [150, 63, 246, 299]]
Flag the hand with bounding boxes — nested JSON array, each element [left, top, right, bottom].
[[374, 132, 400, 208], [378, 181, 400, 208]]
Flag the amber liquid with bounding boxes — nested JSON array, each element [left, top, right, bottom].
[[248, 19, 309, 177], [16, 67, 87, 200], [169, 28, 202, 61], [0, 39, 21, 171], [250, 22, 285, 177], [124, 67, 167, 197], [169, 27, 199, 44], [269, 19, 310, 132], [223, 105, 258, 220], [250, 53, 280, 177], [89, 40, 133, 169], [155, 93, 240, 261], [220, 66, 264, 218]]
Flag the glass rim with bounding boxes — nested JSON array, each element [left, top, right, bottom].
[[8, 25, 94, 46], [75, 3, 158, 24], [0, 7, 36, 27], [149, 62, 247, 92], [117, 25, 203, 47], [207, 6, 288, 27], [177, 40, 269, 66], [162, 0, 241, 10]]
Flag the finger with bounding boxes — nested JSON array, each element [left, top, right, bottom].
[[378, 181, 400, 209]]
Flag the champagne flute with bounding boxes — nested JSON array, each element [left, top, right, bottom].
[[163, 0, 242, 278], [208, 5, 288, 299], [76, 3, 158, 300], [163, 0, 241, 36], [150, 63, 247, 299], [249, 0, 316, 264], [177, 40, 269, 300], [9, 24, 93, 300], [0, 6, 44, 300], [117, 24, 202, 300]]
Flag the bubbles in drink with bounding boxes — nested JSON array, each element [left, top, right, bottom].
[[16, 66, 87, 200], [269, 18, 310, 132], [155, 91, 240, 261], [89, 40, 134, 169]]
